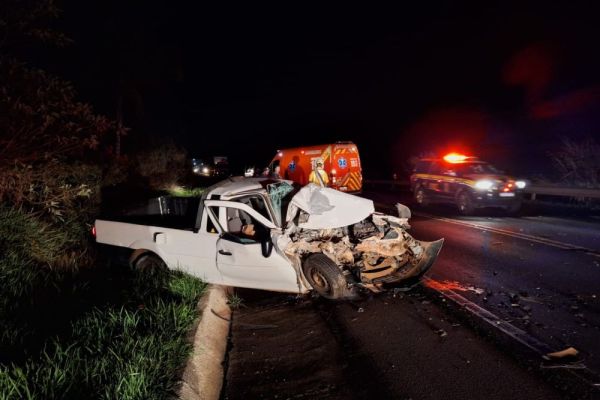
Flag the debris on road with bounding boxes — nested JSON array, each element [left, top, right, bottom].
[[424, 279, 485, 295], [545, 347, 579, 360], [435, 329, 448, 337], [540, 347, 587, 370]]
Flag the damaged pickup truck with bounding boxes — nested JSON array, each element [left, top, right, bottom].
[[95, 178, 443, 299]]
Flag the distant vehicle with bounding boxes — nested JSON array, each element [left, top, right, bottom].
[[192, 156, 230, 177], [244, 166, 255, 177], [269, 142, 363, 193], [94, 178, 443, 299], [192, 158, 212, 177], [410, 153, 527, 215]]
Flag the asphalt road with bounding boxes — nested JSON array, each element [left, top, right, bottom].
[[223, 190, 600, 399], [364, 190, 600, 376], [224, 290, 564, 400]]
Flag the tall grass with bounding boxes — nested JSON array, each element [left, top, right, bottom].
[[0, 206, 207, 399], [166, 186, 205, 198], [0, 271, 206, 400]]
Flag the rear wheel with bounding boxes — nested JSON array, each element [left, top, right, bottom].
[[456, 191, 475, 215], [133, 253, 169, 290], [303, 254, 351, 300], [414, 186, 429, 207]]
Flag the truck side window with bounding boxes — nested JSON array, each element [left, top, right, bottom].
[[232, 195, 271, 222], [205, 206, 219, 234], [223, 206, 269, 244]]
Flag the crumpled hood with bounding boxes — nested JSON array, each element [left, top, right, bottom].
[[286, 184, 375, 229]]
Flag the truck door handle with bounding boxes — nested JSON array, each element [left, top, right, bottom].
[[219, 250, 232, 256], [153, 232, 166, 244]]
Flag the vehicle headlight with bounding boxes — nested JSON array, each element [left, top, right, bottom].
[[202, 167, 209, 174], [474, 180, 494, 190], [515, 180, 526, 189], [193, 166, 200, 173]]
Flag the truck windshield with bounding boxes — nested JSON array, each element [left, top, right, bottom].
[[267, 182, 297, 226]]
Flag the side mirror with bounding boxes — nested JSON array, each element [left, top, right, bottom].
[[261, 236, 273, 258]]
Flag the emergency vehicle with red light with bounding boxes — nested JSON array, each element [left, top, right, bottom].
[[269, 142, 363, 193], [410, 153, 527, 215]]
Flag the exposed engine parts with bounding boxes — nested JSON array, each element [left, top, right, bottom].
[[285, 213, 427, 289]]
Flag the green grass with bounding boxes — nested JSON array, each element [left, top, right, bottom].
[[166, 186, 205, 197], [0, 269, 206, 400], [0, 205, 207, 399]]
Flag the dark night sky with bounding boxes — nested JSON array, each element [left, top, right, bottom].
[[49, 1, 600, 177]]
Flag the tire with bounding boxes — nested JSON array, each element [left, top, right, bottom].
[[506, 200, 522, 216], [302, 254, 350, 300], [414, 186, 429, 207], [456, 191, 475, 215], [133, 253, 169, 289]]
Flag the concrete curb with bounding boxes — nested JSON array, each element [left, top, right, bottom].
[[179, 285, 232, 400]]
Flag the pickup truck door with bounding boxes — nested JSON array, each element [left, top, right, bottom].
[[153, 210, 223, 284], [204, 200, 300, 293]]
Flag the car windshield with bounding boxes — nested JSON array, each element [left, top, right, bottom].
[[456, 162, 501, 175]]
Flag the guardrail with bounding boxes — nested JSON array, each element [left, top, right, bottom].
[[524, 186, 600, 200], [363, 180, 600, 199]]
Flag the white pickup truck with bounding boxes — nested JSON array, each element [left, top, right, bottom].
[[95, 178, 443, 299]]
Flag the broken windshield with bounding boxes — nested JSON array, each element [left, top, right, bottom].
[[267, 181, 298, 226]]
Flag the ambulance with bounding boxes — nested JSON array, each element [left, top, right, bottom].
[[269, 142, 363, 193]]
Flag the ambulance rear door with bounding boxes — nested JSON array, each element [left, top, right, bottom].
[[332, 143, 362, 192]]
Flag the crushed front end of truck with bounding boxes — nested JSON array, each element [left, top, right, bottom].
[[277, 183, 443, 294]]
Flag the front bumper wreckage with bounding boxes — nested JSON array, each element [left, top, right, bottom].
[[284, 211, 444, 293]]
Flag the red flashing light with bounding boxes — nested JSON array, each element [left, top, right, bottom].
[[443, 153, 469, 163], [91, 226, 96, 238]]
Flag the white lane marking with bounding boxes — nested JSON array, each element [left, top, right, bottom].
[[415, 211, 600, 258]]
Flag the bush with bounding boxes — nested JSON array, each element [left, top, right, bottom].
[[134, 141, 187, 191], [549, 136, 600, 188]]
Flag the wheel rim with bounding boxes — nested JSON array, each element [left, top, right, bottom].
[[416, 189, 425, 204], [310, 268, 332, 294], [458, 194, 468, 211]]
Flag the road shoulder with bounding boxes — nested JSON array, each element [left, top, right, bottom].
[[179, 285, 232, 400]]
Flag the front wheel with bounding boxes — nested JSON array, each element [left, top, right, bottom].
[[456, 191, 475, 215], [302, 254, 352, 300]]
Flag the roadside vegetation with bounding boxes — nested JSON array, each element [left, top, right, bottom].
[[0, 3, 205, 399], [0, 251, 205, 399], [549, 136, 600, 188]]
